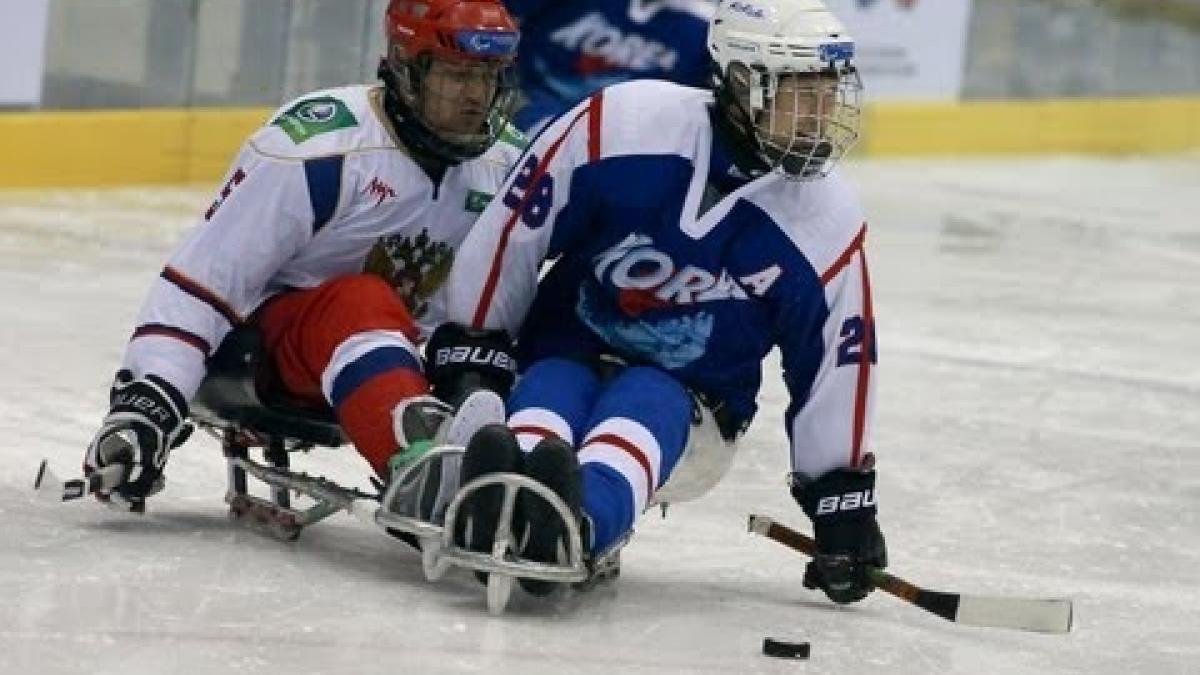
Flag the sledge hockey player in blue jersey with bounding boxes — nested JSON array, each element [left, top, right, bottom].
[[430, 0, 889, 602], [504, 0, 717, 133]]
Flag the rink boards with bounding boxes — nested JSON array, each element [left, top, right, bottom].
[[0, 96, 1198, 188]]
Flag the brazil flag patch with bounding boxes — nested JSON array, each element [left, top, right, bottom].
[[273, 97, 358, 144]]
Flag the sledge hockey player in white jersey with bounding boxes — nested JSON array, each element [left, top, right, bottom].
[[440, 0, 888, 602], [81, 0, 529, 513]]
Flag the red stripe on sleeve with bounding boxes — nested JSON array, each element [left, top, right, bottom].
[[850, 249, 875, 468], [587, 92, 603, 162], [131, 323, 212, 356], [471, 106, 593, 329], [820, 224, 866, 286], [161, 266, 243, 327]]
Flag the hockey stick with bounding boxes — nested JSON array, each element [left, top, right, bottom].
[[747, 514, 1073, 633], [33, 461, 125, 502]]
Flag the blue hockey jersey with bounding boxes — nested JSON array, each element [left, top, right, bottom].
[[447, 79, 876, 479], [505, 0, 715, 132]]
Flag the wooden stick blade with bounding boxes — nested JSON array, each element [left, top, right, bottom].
[[954, 596, 1074, 633]]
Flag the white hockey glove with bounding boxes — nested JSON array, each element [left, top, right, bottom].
[[84, 370, 193, 510]]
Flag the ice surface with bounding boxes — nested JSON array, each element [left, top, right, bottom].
[[1, 156, 1198, 674]]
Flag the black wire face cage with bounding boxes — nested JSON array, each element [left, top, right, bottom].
[[382, 51, 519, 162], [719, 61, 862, 180]]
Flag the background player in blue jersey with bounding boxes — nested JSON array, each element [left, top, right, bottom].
[[504, 0, 716, 133], [428, 0, 887, 602]]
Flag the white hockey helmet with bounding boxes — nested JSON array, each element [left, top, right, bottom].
[[707, 0, 862, 179]]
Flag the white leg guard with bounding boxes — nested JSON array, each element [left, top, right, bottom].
[[427, 389, 506, 521], [651, 401, 739, 506], [438, 389, 506, 446]]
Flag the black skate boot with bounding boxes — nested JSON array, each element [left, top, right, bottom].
[[380, 391, 507, 549], [382, 391, 506, 522], [387, 397, 452, 517], [376, 397, 453, 549], [455, 424, 523, 583], [517, 436, 583, 596]]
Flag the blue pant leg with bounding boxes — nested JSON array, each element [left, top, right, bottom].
[[577, 367, 692, 553], [507, 357, 601, 451]]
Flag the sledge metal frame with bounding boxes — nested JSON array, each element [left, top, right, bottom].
[[434, 473, 591, 614], [189, 324, 356, 539], [196, 422, 355, 540], [194, 405, 593, 614], [187, 327, 601, 613]]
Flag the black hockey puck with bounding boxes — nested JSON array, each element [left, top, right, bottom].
[[762, 637, 810, 659]]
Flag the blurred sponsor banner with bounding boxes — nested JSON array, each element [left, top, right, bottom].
[[827, 0, 974, 100], [0, 0, 51, 105]]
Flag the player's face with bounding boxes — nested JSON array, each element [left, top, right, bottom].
[[757, 72, 840, 151], [421, 57, 503, 135]]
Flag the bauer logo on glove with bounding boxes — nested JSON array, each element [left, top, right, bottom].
[[814, 488, 876, 515], [433, 344, 516, 372]]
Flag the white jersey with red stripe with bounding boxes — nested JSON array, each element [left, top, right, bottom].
[[122, 85, 526, 401], [446, 79, 875, 479]]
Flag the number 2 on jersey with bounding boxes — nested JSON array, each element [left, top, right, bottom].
[[836, 315, 877, 366]]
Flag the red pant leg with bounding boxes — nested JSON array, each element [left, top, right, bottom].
[[256, 274, 428, 474]]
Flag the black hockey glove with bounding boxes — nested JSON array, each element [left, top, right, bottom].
[[791, 468, 887, 604], [84, 370, 193, 508], [425, 323, 517, 406]]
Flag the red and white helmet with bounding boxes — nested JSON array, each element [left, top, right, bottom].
[[380, 0, 520, 162]]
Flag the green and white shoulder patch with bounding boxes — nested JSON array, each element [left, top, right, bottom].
[[497, 121, 529, 151], [273, 96, 358, 144]]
